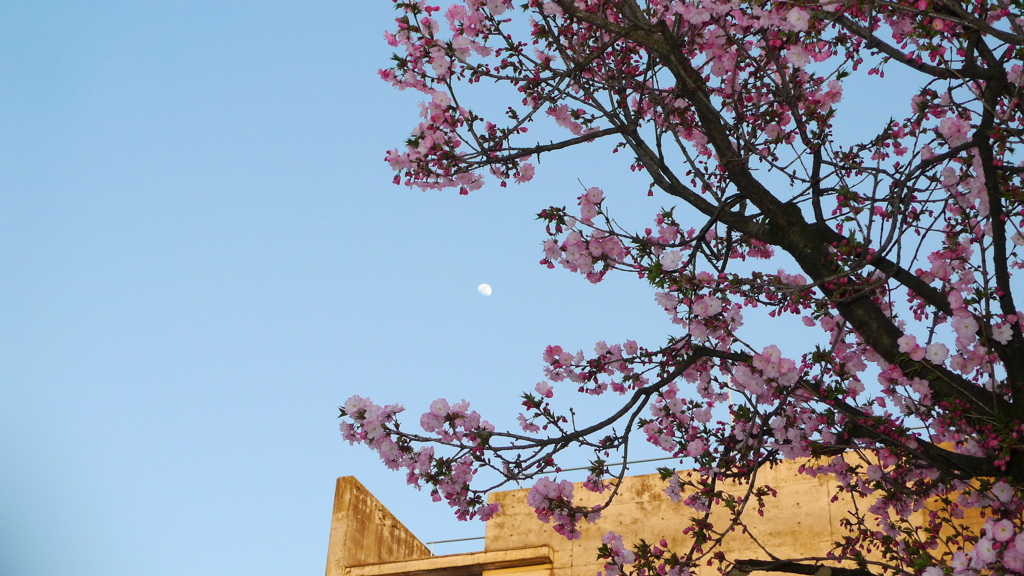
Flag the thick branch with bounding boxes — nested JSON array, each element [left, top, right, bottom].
[[800, 377, 1002, 479], [733, 559, 875, 576], [975, 95, 1024, 404]]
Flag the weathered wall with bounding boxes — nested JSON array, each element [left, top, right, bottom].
[[482, 560, 554, 576], [326, 476, 432, 576], [484, 460, 890, 576], [331, 458, 985, 576]]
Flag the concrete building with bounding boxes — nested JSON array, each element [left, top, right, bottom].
[[324, 460, 907, 576]]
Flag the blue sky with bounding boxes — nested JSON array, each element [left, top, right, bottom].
[[0, 3, 677, 574], [0, 3, 924, 575]]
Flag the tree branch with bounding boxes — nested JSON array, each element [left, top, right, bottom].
[[732, 559, 876, 576]]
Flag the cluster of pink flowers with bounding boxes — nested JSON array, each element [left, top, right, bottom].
[[417, 397, 494, 442], [539, 189, 629, 284], [599, 531, 637, 576], [537, 339, 648, 396], [375, 0, 870, 194], [963, 516, 1024, 574], [340, 394, 499, 521], [525, 476, 599, 540]]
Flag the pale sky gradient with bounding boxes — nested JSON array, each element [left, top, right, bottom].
[[1, 3, 920, 575]]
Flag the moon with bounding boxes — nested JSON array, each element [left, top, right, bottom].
[[477, 283, 492, 296]]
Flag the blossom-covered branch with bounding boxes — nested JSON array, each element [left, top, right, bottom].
[[342, 1, 1024, 575]]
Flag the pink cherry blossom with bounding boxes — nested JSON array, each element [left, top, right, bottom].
[[691, 296, 722, 318], [660, 251, 683, 271], [990, 519, 1015, 542], [786, 8, 810, 32], [993, 323, 1013, 345], [939, 116, 971, 146], [925, 343, 949, 364], [785, 45, 811, 68], [992, 481, 1015, 503], [535, 381, 554, 398]]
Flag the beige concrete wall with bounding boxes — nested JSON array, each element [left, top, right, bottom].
[[484, 460, 870, 576], [332, 457, 984, 576], [483, 561, 554, 576], [326, 476, 432, 576]]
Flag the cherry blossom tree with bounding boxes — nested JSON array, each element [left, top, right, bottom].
[[340, 1, 1024, 575]]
